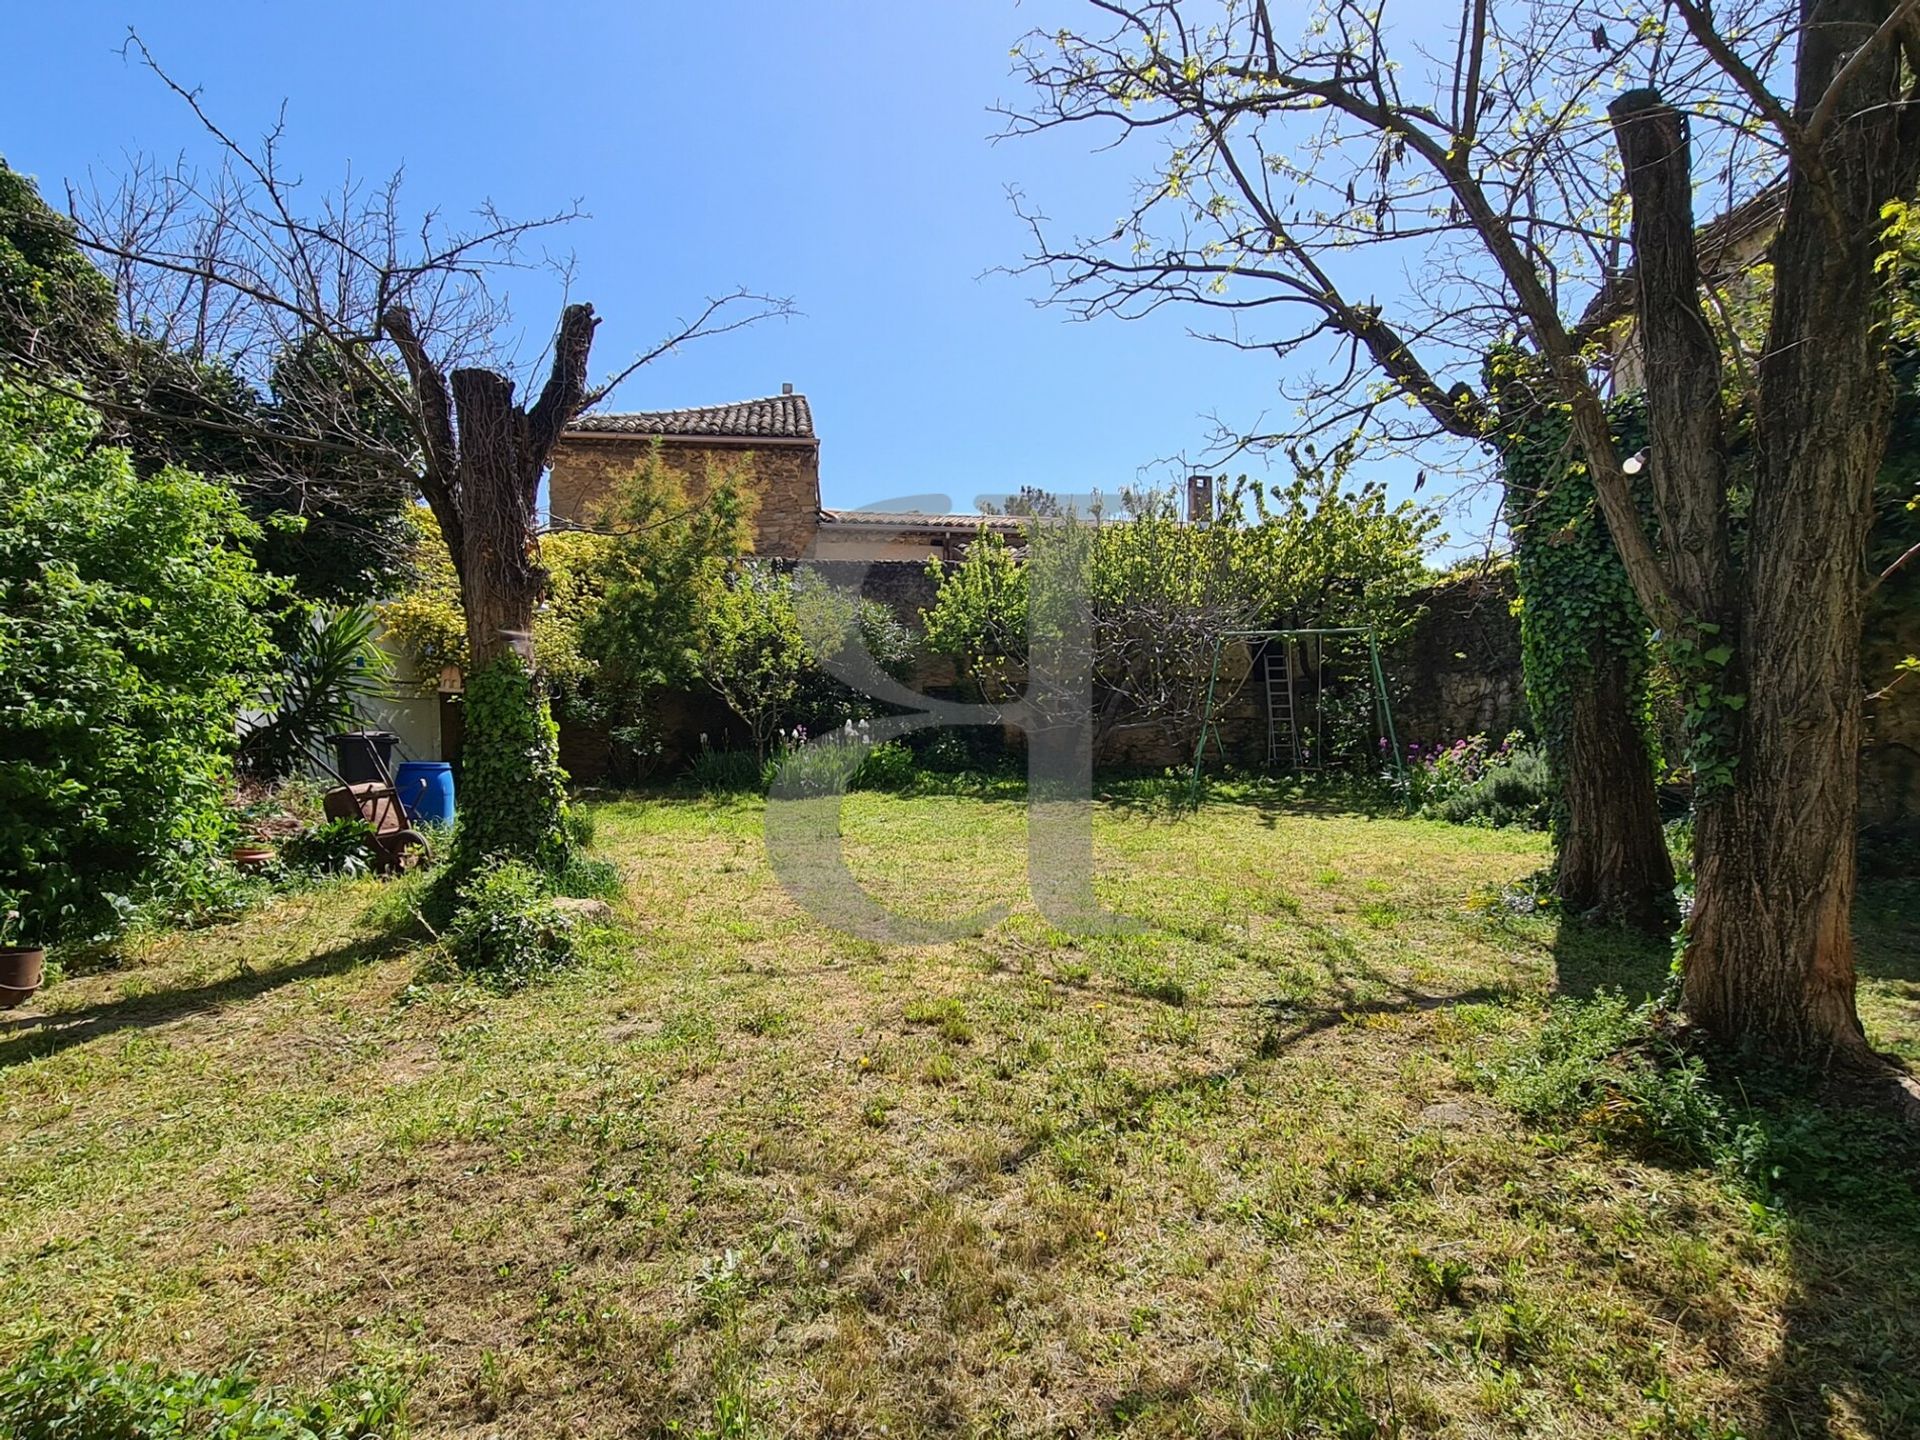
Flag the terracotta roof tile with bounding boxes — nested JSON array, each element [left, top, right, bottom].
[[567, 393, 813, 439], [818, 509, 1027, 532]]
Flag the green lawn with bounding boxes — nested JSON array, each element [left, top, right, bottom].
[[1, 789, 1915, 1438]]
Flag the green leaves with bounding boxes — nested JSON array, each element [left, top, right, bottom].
[[0, 382, 272, 944], [438, 653, 571, 896]]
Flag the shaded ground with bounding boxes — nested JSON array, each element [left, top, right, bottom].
[[0, 792, 1914, 1438]]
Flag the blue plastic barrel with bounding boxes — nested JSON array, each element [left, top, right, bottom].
[[393, 760, 456, 827]]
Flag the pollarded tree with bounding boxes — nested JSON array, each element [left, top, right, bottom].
[[1, 36, 786, 874], [1008, 1, 1920, 1108]]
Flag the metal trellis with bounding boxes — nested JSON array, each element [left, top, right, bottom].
[[1186, 626, 1401, 806]]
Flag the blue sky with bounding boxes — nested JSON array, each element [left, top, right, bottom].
[[3, 1, 1497, 553]]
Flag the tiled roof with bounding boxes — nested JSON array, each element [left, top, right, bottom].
[[567, 393, 814, 440], [819, 509, 1028, 532]]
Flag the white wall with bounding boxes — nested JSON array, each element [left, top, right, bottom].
[[359, 632, 443, 764]]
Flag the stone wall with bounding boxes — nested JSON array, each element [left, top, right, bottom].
[[549, 542, 1916, 828], [548, 434, 822, 558], [1387, 570, 1528, 749]]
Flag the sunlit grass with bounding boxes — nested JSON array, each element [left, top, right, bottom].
[[0, 791, 1912, 1437]]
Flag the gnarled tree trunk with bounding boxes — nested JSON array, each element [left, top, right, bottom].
[[450, 368, 543, 668], [386, 303, 600, 879], [1683, 32, 1895, 1064], [1558, 650, 1674, 932], [1611, 0, 1920, 1089]]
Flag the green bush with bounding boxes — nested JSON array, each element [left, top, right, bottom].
[[853, 739, 917, 791], [440, 654, 570, 888], [0, 384, 273, 945], [282, 817, 379, 878], [1478, 994, 1920, 1214], [689, 742, 763, 795], [0, 1336, 406, 1440], [445, 859, 577, 988], [1408, 734, 1552, 829]]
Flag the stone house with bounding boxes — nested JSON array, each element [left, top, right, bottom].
[[541, 388, 1032, 775], [547, 386, 1023, 564]]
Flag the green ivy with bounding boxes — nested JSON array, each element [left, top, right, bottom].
[[1496, 371, 1663, 838], [1498, 363, 1755, 810], [441, 653, 571, 889]]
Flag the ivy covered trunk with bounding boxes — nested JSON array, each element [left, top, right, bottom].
[[446, 654, 571, 878], [1502, 382, 1674, 934], [384, 304, 600, 885]]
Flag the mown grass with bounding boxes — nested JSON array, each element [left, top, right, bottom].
[[0, 787, 1914, 1438]]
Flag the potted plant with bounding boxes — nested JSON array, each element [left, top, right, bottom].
[[230, 840, 277, 871], [0, 903, 44, 1009]]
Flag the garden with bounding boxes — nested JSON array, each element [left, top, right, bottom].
[[2, 785, 1915, 1438], [6, 2, 1920, 1434]]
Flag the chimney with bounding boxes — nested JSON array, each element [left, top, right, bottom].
[[781, 381, 794, 395]]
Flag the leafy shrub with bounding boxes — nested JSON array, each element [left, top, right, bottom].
[[439, 654, 570, 892], [239, 605, 392, 779], [1404, 733, 1551, 829], [1485, 993, 1731, 1165], [917, 727, 985, 774], [0, 384, 273, 945], [282, 817, 379, 877], [1477, 994, 1920, 1214], [0, 1336, 406, 1439], [688, 742, 763, 795], [445, 859, 577, 987], [853, 739, 916, 791]]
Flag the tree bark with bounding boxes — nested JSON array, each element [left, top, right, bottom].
[[383, 302, 598, 671], [450, 367, 540, 668], [1654, 0, 1920, 1081], [1597, 1, 1920, 1090], [1558, 650, 1675, 933]]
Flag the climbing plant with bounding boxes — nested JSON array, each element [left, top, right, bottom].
[[438, 654, 571, 890], [1494, 354, 1674, 929], [1503, 393, 1657, 790]]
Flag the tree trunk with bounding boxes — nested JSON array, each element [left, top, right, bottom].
[[1558, 650, 1675, 932], [1679, 0, 1920, 1081], [450, 368, 542, 668]]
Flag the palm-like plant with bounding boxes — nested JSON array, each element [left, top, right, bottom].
[[239, 605, 393, 778]]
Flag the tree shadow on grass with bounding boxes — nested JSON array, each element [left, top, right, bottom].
[[1549, 914, 1672, 1002], [0, 924, 422, 1070], [1751, 1098, 1920, 1437], [1540, 887, 1920, 1437], [1856, 878, 1920, 987]]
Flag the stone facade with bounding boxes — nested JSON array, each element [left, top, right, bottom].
[[548, 434, 821, 559], [1387, 570, 1528, 748]]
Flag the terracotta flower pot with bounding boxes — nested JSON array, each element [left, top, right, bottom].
[[231, 844, 276, 872], [0, 948, 44, 1009]]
